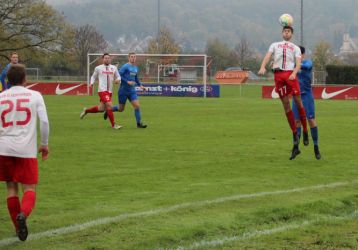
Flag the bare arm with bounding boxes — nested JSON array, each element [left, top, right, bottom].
[[90, 67, 99, 86], [258, 52, 272, 75], [289, 56, 302, 80]]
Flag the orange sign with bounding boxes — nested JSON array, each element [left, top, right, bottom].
[[215, 70, 249, 84]]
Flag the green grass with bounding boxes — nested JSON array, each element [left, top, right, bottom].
[[0, 85, 357, 249]]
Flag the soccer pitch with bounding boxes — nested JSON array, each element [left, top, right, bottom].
[[0, 85, 357, 249]]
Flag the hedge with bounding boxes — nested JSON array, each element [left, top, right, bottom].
[[326, 65, 358, 85]]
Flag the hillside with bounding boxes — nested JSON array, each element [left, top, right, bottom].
[[49, 0, 358, 53]]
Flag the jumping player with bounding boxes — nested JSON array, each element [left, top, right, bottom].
[[0, 64, 49, 241], [1, 52, 19, 92], [80, 53, 122, 129], [292, 46, 321, 159], [104, 52, 147, 128], [259, 26, 308, 160]]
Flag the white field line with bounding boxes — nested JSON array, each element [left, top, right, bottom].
[[0, 180, 357, 247], [172, 210, 358, 250]]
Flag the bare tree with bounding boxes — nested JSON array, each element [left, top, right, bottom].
[[74, 24, 109, 75], [234, 37, 253, 69], [0, 0, 69, 60]]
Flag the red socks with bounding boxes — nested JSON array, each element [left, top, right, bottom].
[[107, 109, 115, 127], [7, 196, 21, 230], [298, 107, 308, 133], [285, 110, 297, 134], [85, 106, 99, 113], [21, 190, 36, 217]]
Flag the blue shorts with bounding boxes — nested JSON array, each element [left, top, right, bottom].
[[118, 90, 138, 105], [292, 91, 315, 120]]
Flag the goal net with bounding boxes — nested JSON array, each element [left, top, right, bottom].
[[87, 53, 212, 97]]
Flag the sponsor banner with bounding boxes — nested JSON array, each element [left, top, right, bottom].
[[136, 84, 220, 97], [262, 85, 358, 100], [215, 70, 249, 84], [25, 82, 90, 95]]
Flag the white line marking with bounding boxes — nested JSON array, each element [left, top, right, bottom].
[[172, 210, 358, 250], [0, 180, 357, 247]]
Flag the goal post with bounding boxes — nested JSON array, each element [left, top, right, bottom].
[[87, 53, 213, 97]]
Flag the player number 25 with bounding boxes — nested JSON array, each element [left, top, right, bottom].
[[1, 99, 31, 128]]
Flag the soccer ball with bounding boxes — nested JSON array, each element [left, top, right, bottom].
[[279, 14, 293, 27]]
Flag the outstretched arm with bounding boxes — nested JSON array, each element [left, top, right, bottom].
[[258, 52, 272, 75]]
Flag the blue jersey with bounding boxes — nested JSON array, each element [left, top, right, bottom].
[[297, 59, 313, 94], [119, 63, 142, 93], [0, 63, 11, 91]]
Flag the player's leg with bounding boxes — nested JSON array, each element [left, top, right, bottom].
[[104, 93, 127, 120], [305, 92, 321, 159], [6, 181, 21, 233], [281, 95, 301, 160], [291, 98, 302, 142], [292, 94, 309, 145], [129, 93, 147, 128], [104, 101, 117, 128], [80, 93, 107, 119], [0, 155, 21, 233]]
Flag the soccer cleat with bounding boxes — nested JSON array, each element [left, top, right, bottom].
[[293, 132, 300, 146], [112, 124, 122, 130], [314, 145, 321, 160], [103, 111, 108, 120], [80, 108, 87, 119], [303, 131, 309, 146], [137, 122, 147, 128], [289, 146, 301, 160], [16, 212, 28, 241]]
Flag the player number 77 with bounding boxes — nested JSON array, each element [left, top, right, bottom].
[[278, 86, 287, 96]]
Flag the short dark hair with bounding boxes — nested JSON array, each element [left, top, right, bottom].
[[299, 46, 305, 55], [282, 26, 294, 33], [102, 53, 110, 58], [128, 52, 136, 57], [7, 64, 26, 86]]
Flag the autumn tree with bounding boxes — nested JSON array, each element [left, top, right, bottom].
[[146, 26, 180, 54], [312, 41, 340, 70]]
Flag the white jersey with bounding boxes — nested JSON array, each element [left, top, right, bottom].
[[90, 64, 120, 93], [0, 86, 49, 158], [268, 41, 301, 70]]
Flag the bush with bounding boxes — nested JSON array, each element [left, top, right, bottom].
[[326, 65, 358, 85]]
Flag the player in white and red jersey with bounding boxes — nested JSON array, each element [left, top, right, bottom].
[[80, 53, 122, 129], [0, 64, 49, 241], [259, 26, 308, 160]]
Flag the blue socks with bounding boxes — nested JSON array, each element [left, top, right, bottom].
[[112, 106, 119, 112], [310, 126, 318, 146], [134, 108, 141, 124]]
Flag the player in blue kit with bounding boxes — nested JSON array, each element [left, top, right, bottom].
[[104, 52, 147, 128], [292, 46, 321, 159], [1, 52, 19, 92]]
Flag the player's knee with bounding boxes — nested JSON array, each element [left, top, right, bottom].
[[308, 119, 316, 127]]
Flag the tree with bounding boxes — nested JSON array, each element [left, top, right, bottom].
[[0, 0, 69, 61], [146, 26, 180, 54], [74, 24, 109, 75], [234, 37, 253, 69], [205, 38, 237, 72], [312, 41, 340, 70]]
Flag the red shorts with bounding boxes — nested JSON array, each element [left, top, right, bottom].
[[274, 71, 301, 98], [0, 155, 38, 184], [98, 91, 112, 104]]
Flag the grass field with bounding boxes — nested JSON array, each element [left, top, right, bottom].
[[0, 84, 357, 249]]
